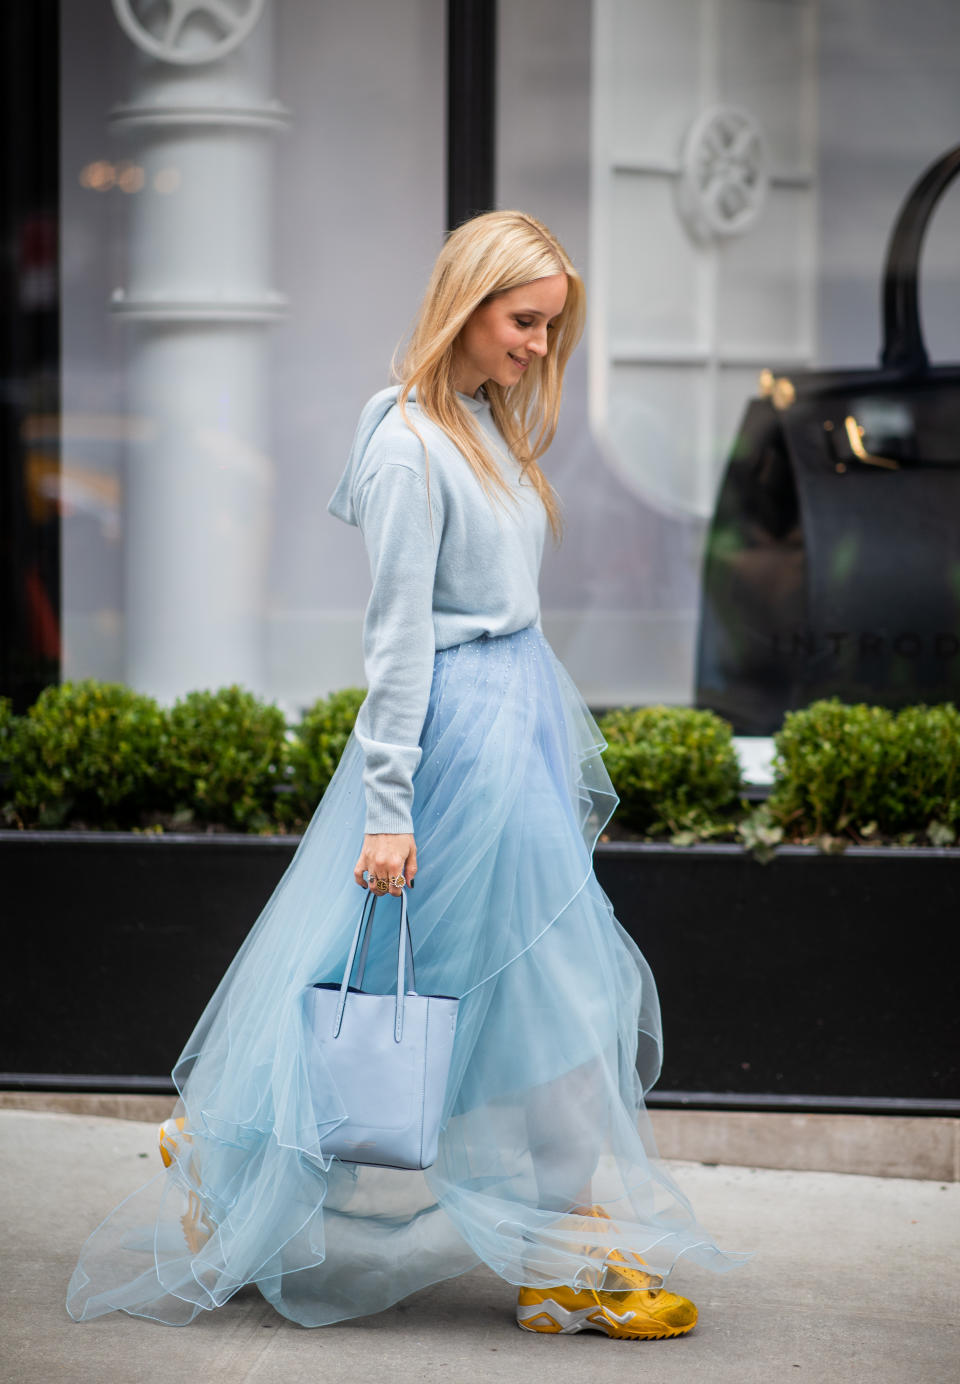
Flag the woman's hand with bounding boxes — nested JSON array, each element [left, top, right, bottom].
[[354, 833, 417, 897]]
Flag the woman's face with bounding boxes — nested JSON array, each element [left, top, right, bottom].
[[452, 273, 568, 397]]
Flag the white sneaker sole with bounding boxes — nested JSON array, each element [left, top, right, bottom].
[[516, 1297, 694, 1340]]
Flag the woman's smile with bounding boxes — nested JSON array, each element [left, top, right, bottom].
[[451, 273, 568, 395]]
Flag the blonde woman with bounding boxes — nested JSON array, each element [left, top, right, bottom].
[[67, 211, 750, 1337]]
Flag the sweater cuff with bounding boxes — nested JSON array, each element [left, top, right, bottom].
[[363, 792, 415, 836], [354, 730, 420, 836]]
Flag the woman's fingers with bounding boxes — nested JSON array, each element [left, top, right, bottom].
[[405, 839, 417, 888], [356, 833, 417, 896]]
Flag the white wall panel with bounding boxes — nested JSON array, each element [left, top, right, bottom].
[[608, 0, 702, 163], [608, 176, 704, 347], [592, 0, 820, 524], [607, 363, 709, 515], [718, 0, 817, 171], [716, 185, 812, 354], [265, 0, 446, 706]]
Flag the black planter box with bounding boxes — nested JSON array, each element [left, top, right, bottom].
[[597, 842, 960, 1110], [3, 832, 958, 1111]]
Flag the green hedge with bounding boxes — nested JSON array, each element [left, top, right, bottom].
[[0, 695, 15, 756], [2, 680, 166, 829], [0, 681, 296, 832], [280, 687, 367, 827], [767, 698, 960, 841], [158, 686, 290, 833], [1, 680, 958, 848], [598, 704, 742, 836], [0, 681, 370, 834]]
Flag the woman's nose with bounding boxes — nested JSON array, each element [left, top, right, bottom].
[[527, 329, 549, 356]]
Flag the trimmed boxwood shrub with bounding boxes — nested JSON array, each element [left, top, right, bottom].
[[598, 704, 742, 836], [767, 698, 960, 841], [0, 695, 14, 758], [884, 703, 960, 832], [2, 680, 166, 828], [0, 695, 18, 800], [157, 685, 289, 833], [279, 687, 367, 827], [2, 677, 957, 849]]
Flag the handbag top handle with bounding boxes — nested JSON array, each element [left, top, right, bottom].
[[881, 142, 960, 374], [332, 888, 416, 1044], [353, 889, 415, 995]]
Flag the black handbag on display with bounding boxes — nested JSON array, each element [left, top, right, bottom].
[[695, 143, 960, 734]]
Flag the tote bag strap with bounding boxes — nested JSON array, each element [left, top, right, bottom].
[[332, 887, 417, 1042], [354, 888, 416, 996]]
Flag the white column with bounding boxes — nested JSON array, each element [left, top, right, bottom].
[[108, 0, 290, 701]]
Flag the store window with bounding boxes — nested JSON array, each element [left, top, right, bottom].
[[501, 0, 960, 725], [3, 0, 959, 726]]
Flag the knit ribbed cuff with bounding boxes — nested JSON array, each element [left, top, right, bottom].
[[363, 793, 414, 837]]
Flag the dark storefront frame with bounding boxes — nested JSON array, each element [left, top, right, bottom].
[[447, 0, 496, 230], [0, 2, 61, 709]]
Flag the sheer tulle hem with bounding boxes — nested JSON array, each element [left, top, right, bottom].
[[66, 626, 752, 1328]]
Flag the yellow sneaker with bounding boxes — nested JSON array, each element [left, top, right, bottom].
[[158, 1114, 190, 1169], [158, 1115, 215, 1254], [516, 1282, 698, 1340], [569, 1203, 664, 1291]]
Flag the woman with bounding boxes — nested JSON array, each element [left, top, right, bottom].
[[66, 210, 750, 1338]]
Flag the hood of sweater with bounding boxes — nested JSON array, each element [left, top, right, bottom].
[[327, 385, 489, 526]]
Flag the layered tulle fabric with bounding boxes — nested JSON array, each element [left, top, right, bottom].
[[66, 625, 751, 1328]]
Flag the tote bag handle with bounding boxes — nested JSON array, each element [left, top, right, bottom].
[[332, 888, 416, 1043]]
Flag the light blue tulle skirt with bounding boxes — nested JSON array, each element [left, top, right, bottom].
[[66, 624, 751, 1327]]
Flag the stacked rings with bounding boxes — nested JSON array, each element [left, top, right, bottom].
[[365, 871, 407, 891]]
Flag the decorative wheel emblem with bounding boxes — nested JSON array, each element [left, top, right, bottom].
[[111, 0, 265, 65], [676, 105, 769, 242]]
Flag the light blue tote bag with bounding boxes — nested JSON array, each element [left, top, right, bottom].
[[304, 886, 459, 1170]]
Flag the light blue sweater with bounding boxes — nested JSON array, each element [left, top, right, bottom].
[[327, 386, 547, 834]]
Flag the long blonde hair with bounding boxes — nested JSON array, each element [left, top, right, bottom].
[[392, 210, 586, 544]]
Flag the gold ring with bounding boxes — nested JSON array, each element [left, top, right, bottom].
[[390, 873, 406, 889], [375, 877, 389, 894]]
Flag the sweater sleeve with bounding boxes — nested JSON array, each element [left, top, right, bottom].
[[352, 461, 441, 835]]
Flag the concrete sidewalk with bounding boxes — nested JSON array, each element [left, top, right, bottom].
[[3, 1109, 958, 1384]]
